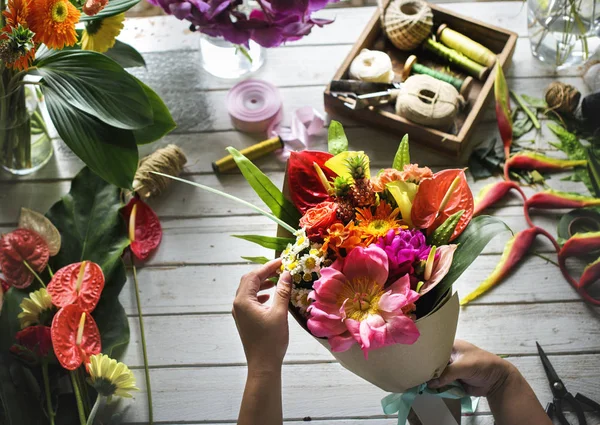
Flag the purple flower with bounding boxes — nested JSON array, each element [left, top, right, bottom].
[[376, 229, 434, 283]]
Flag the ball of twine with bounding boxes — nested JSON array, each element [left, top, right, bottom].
[[381, 0, 433, 51], [133, 144, 187, 199], [544, 81, 581, 116]]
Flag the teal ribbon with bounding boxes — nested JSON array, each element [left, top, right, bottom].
[[381, 381, 479, 425]]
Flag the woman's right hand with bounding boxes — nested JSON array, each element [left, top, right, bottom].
[[428, 339, 515, 397]]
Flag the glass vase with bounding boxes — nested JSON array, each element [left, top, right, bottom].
[[0, 71, 53, 175], [199, 34, 265, 79], [528, 0, 600, 70]]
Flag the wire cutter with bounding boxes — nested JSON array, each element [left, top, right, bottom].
[[537, 342, 600, 424]]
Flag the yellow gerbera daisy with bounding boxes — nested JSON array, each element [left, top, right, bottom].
[[81, 13, 125, 53], [355, 201, 403, 245], [17, 288, 54, 329], [88, 354, 139, 399]]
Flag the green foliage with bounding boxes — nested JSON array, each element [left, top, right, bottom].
[[512, 116, 534, 138], [226, 147, 301, 227], [132, 78, 177, 145], [241, 256, 272, 264], [233, 235, 295, 251], [588, 148, 600, 198], [104, 40, 146, 68], [327, 120, 348, 155], [520, 94, 548, 110], [0, 353, 45, 425], [45, 167, 131, 355], [548, 123, 593, 193], [429, 210, 464, 246], [79, 0, 140, 21], [393, 134, 410, 170]]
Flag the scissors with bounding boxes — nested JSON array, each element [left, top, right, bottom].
[[329, 79, 402, 110], [537, 342, 600, 424]]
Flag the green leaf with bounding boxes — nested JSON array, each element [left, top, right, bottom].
[[35, 50, 152, 130], [44, 88, 138, 189], [241, 256, 272, 264], [512, 116, 534, 138], [233, 235, 295, 251], [393, 134, 410, 170], [104, 40, 146, 68], [79, 0, 140, 21], [327, 120, 348, 155], [510, 91, 540, 130], [132, 77, 176, 145], [521, 94, 548, 109], [588, 147, 600, 198], [226, 147, 301, 227], [0, 288, 28, 352], [429, 210, 464, 246], [45, 167, 131, 355], [0, 353, 45, 425]]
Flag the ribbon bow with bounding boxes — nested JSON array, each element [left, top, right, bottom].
[[381, 381, 479, 425], [267, 106, 325, 161]]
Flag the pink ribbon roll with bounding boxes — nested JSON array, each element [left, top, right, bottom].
[[268, 106, 325, 161], [226, 79, 283, 133]]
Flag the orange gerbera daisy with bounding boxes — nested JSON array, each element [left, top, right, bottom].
[[1, 0, 36, 70], [27, 0, 81, 49], [355, 201, 404, 245]]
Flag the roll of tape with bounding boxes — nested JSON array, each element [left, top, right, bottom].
[[226, 79, 283, 133]]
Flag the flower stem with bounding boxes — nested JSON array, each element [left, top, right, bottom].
[[42, 361, 56, 425], [47, 264, 54, 278], [132, 265, 153, 425], [86, 395, 104, 425], [70, 370, 87, 425], [23, 260, 46, 288]]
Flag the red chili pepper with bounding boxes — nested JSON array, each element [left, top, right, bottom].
[[287, 151, 336, 214], [461, 226, 540, 305], [473, 181, 526, 216], [0, 229, 49, 289], [47, 261, 105, 312], [579, 258, 600, 289], [10, 325, 53, 364], [526, 190, 600, 209], [506, 152, 587, 172], [122, 198, 163, 261]]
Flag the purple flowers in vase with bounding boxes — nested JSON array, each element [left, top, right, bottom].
[[148, 0, 337, 47]]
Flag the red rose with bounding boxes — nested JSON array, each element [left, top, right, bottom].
[[299, 201, 340, 240]]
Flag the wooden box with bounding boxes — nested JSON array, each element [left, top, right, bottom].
[[324, 1, 517, 157]]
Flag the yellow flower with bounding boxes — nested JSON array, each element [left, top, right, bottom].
[[18, 288, 54, 329], [88, 354, 139, 399], [355, 201, 403, 245], [81, 13, 125, 53], [324, 151, 371, 182]]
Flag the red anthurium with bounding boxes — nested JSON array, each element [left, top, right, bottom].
[[10, 325, 53, 364], [287, 151, 336, 214], [0, 229, 49, 289], [411, 169, 474, 241], [51, 304, 101, 371], [122, 198, 162, 261], [47, 261, 104, 312]]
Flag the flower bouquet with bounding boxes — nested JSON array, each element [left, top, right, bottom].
[[162, 122, 509, 392]]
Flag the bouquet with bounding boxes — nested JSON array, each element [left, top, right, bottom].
[[163, 121, 509, 392]]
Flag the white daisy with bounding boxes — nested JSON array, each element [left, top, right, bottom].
[[300, 253, 321, 274], [291, 287, 312, 316]]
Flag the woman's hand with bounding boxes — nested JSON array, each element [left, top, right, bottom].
[[232, 259, 292, 373], [428, 339, 514, 397]]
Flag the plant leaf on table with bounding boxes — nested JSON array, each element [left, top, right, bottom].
[[132, 78, 177, 145], [104, 40, 146, 68], [233, 235, 295, 251]]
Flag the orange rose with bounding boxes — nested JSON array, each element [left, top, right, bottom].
[[299, 201, 340, 240], [401, 164, 433, 183]]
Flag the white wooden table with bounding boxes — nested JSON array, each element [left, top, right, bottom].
[[1, 2, 600, 424]]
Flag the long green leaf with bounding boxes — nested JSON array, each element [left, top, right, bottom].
[[328, 120, 348, 155], [241, 256, 272, 264], [79, 0, 140, 20], [233, 235, 295, 251], [226, 147, 301, 227], [152, 172, 297, 234], [392, 134, 410, 170], [104, 40, 146, 68], [588, 148, 600, 198], [132, 77, 176, 145], [44, 88, 138, 189], [432, 215, 512, 306], [35, 50, 152, 130]]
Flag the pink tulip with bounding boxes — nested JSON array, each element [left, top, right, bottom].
[[307, 246, 420, 358]]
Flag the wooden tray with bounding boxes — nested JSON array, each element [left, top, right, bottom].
[[323, 1, 517, 157]]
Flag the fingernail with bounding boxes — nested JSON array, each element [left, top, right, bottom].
[[427, 379, 440, 388]]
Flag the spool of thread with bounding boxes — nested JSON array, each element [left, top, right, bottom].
[[381, 0, 433, 51], [424, 38, 489, 81], [226, 79, 283, 133], [395, 74, 461, 130], [212, 137, 284, 173], [583, 61, 600, 92], [349, 49, 395, 83], [544, 81, 581, 116], [402, 55, 473, 97], [133, 145, 187, 199], [437, 24, 496, 68]]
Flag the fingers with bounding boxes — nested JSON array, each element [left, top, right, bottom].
[[237, 259, 282, 297], [260, 279, 276, 291], [428, 362, 466, 388], [272, 271, 292, 314]]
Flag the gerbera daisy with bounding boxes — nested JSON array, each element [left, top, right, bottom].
[[27, 0, 80, 49], [81, 13, 125, 53], [1, 0, 36, 70], [17, 288, 54, 329], [355, 201, 403, 246], [87, 354, 139, 399]]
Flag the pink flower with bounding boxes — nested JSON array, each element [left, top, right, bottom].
[[307, 245, 420, 357]]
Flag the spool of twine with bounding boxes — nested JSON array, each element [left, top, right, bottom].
[[395, 74, 461, 130], [380, 0, 433, 51], [437, 24, 496, 68], [402, 55, 473, 97], [424, 38, 489, 81], [133, 144, 187, 199], [544, 81, 581, 116]]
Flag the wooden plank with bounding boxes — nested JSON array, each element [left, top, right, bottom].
[[122, 354, 600, 422], [121, 302, 600, 368]]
